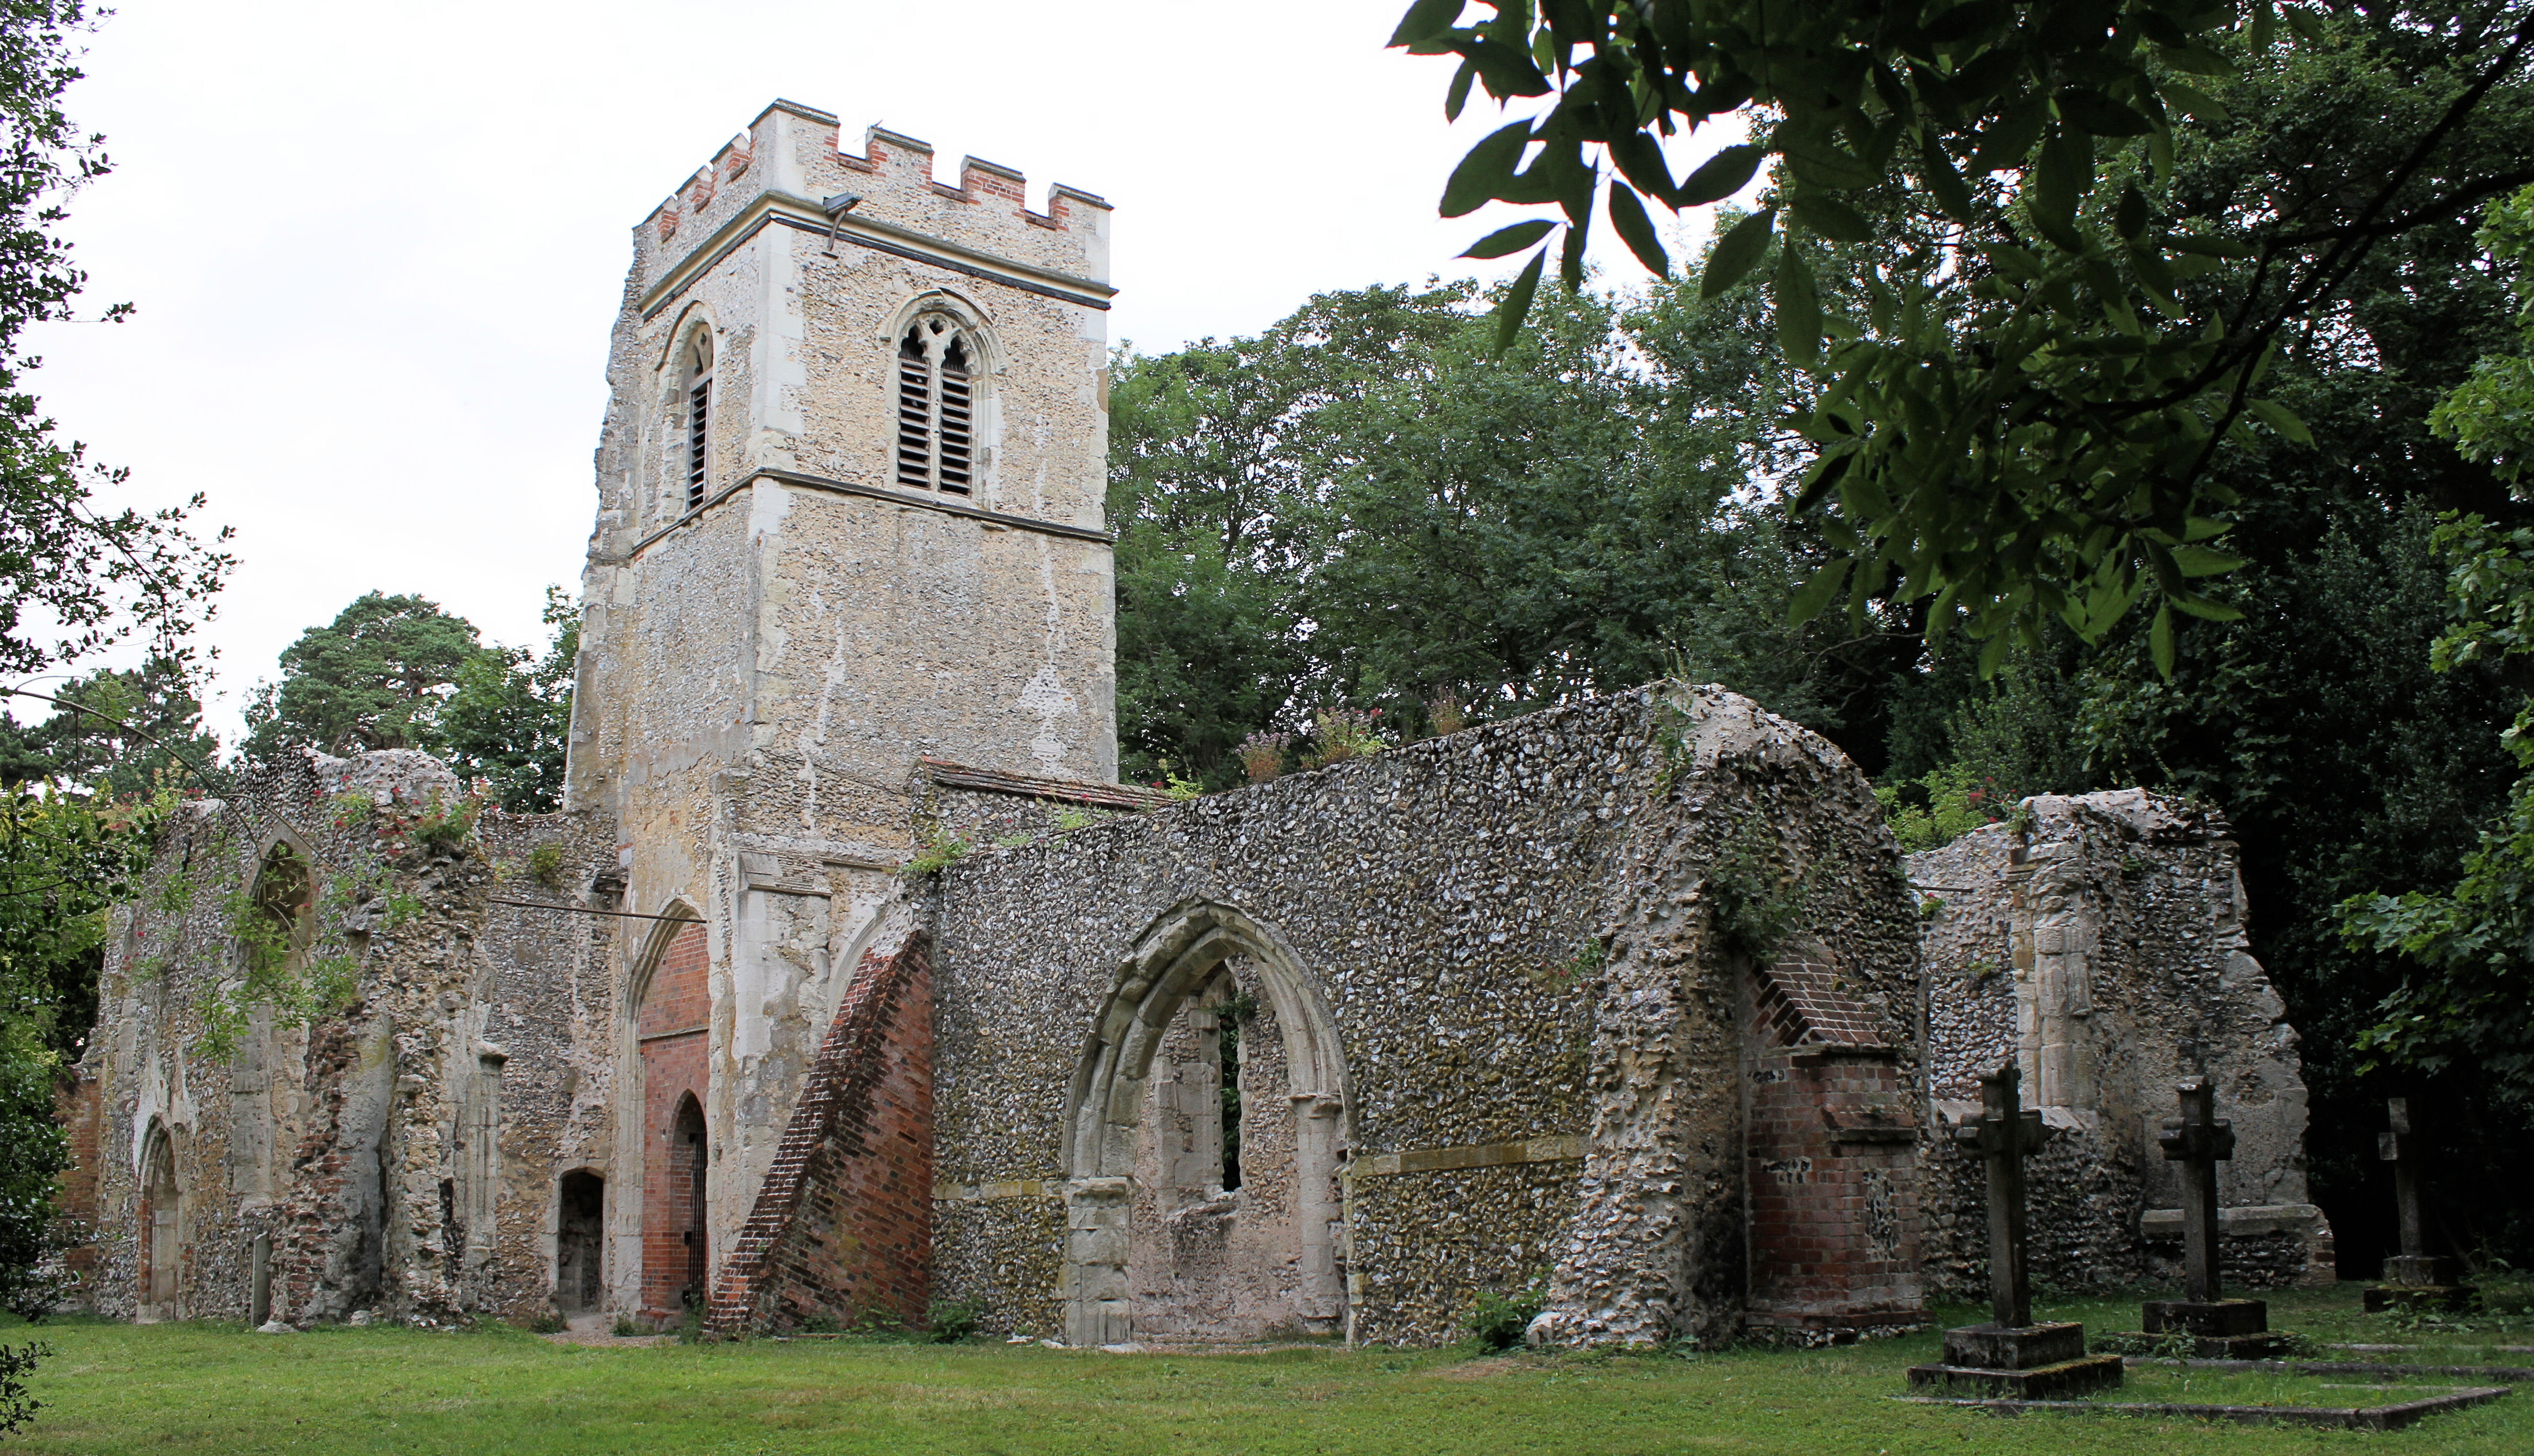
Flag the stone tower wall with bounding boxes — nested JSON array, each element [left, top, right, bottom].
[[565, 101, 1121, 1284]]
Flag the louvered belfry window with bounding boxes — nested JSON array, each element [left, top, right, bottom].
[[894, 316, 974, 495], [683, 334, 714, 513]]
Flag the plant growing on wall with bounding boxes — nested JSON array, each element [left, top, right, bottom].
[[1305, 708, 1386, 768], [1236, 730, 1291, 784], [1704, 814, 1813, 962]]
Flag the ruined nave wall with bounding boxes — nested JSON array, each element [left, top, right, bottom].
[[924, 684, 1921, 1347], [76, 750, 621, 1327], [1911, 790, 2333, 1295]]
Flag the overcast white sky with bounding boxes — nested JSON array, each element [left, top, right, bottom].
[[21, 0, 1752, 746]]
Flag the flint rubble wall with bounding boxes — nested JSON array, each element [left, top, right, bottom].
[[78, 750, 620, 1326], [1910, 791, 2333, 1296], [926, 685, 1919, 1347]]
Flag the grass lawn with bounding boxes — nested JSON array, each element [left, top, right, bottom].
[[2, 1283, 2528, 1454]]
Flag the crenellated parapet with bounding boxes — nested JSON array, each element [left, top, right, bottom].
[[632, 100, 1112, 302]]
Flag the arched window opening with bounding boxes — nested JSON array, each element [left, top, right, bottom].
[[684, 332, 715, 513], [243, 843, 314, 970], [894, 316, 975, 495], [233, 844, 312, 1199]]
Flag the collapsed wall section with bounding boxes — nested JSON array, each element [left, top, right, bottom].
[[1910, 789, 2333, 1294], [73, 750, 621, 1327]]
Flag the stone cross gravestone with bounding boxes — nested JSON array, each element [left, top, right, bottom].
[[2365, 1097, 2478, 1313], [1962, 1056, 2044, 1328], [1906, 1062, 2124, 1398], [2129, 1078, 2283, 1356]]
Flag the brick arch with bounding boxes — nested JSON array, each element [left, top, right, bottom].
[[636, 913, 710, 1322], [1060, 899, 1350, 1346]]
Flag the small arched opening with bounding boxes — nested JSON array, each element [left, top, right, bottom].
[[555, 1170, 605, 1314], [1062, 901, 1350, 1346], [137, 1119, 180, 1322], [672, 1095, 708, 1314], [681, 328, 715, 513]]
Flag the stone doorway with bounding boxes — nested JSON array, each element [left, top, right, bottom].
[[137, 1121, 179, 1322], [556, 1171, 604, 1313], [1064, 902, 1349, 1347]]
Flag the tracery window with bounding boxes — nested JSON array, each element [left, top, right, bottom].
[[683, 332, 714, 513], [894, 316, 974, 495]]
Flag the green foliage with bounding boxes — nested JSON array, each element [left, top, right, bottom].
[[1302, 708, 1386, 769], [1394, 2, 2534, 670], [429, 587, 578, 813], [924, 1297, 981, 1344], [190, 844, 383, 1064], [2431, 184, 2534, 483], [0, 663, 220, 797], [1875, 763, 2010, 854], [1109, 275, 1872, 779], [902, 832, 970, 877], [0, 1332, 41, 1435], [1703, 815, 1811, 962], [1049, 805, 1100, 833], [242, 593, 486, 758], [408, 790, 484, 855], [1464, 1272, 1547, 1351], [2337, 513, 2534, 1115], [524, 842, 564, 888], [0, 1052, 70, 1325]]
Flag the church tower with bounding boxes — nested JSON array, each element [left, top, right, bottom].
[[563, 101, 1117, 1315]]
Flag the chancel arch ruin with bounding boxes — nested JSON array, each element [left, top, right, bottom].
[[52, 99, 2330, 1344]]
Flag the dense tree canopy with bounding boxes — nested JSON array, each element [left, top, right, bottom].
[[241, 592, 487, 759], [1392, 1, 2534, 669], [430, 586, 577, 813], [1108, 275, 1894, 785], [1107, 5, 2534, 1268]]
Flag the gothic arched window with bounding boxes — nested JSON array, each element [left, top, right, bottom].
[[895, 316, 974, 495], [683, 331, 715, 513]]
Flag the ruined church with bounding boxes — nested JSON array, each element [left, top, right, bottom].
[[58, 101, 2334, 1347]]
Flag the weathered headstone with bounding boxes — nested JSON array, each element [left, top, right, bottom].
[[2363, 1097, 2478, 1313], [1907, 1062, 2124, 1397], [2127, 1078, 2285, 1356]]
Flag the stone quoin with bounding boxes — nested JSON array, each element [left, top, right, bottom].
[[57, 103, 2330, 1348]]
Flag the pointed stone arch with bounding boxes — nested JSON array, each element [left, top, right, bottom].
[[137, 1117, 181, 1322], [628, 901, 706, 1012], [1060, 899, 1351, 1346], [230, 838, 314, 1200]]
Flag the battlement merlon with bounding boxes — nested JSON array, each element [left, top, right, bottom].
[[630, 100, 1113, 311]]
